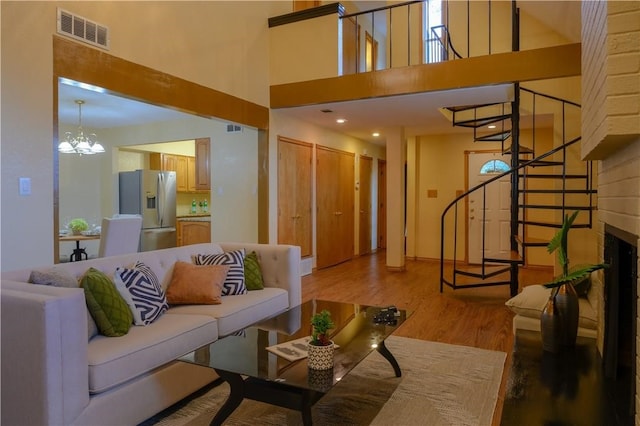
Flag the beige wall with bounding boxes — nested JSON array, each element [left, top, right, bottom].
[[269, 14, 339, 85], [1, 1, 286, 270]]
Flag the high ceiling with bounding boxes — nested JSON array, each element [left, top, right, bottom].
[[58, 1, 580, 146]]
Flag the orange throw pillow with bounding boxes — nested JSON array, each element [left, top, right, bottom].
[[166, 261, 230, 305]]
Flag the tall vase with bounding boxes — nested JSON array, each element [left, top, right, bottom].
[[554, 282, 579, 347], [540, 295, 562, 353]]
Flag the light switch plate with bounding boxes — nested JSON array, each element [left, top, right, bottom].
[[19, 177, 31, 195]]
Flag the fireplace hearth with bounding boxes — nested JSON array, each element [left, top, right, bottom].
[[603, 224, 638, 426]]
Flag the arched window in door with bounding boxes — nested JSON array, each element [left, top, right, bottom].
[[479, 159, 510, 175]]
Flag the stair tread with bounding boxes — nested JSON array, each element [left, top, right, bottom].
[[503, 145, 534, 155], [518, 173, 589, 179], [518, 204, 595, 210], [445, 103, 504, 112], [520, 160, 564, 167], [515, 236, 548, 247], [518, 220, 592, 229], [483, 251, 524, 264], [518, 189, 597, 194], [454, 265, 511, 279], [455, 115, 511, 128], [476, 130, 511, 142]]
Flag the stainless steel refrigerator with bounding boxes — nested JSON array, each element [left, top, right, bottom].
[[119, 169, 177, 251]]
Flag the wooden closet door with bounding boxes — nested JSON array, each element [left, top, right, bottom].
[[377, 159, 387, 249], [278, 138, 312, 257], [359, 156, 372, 255], [316, 145, 354, 269]]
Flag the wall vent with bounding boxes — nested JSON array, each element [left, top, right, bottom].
[[57, 8, 109, 50], [226, 124, 243, 133]]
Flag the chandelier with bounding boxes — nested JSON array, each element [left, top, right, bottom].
[[58, 100, 105, 155]]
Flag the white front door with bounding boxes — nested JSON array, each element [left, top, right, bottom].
[[468, 152, 512, 264]]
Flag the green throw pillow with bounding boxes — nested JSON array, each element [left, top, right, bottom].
[[80, 268, 133, 337], [244, 251, 264, 291]]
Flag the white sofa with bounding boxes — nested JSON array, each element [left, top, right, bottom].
[[1, 242, 301, 426]]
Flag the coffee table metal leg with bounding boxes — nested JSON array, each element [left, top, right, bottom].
[[301, 390, 314, 426], [210, 369, 244, 426], [377, 340, 401, 377]]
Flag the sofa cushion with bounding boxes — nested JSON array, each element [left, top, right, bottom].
[[29, 267, 99, 339], [167, 287, 289, 336], [505, 284, 597, 330], [194, 249, 247, 296], [114, 261, 169, 326], [244, 251, 265, 291], [81, 268, 133, 337], [166, 262, 229, 305], [86, 313, 218, 394]]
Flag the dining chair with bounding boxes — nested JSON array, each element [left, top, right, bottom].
[[98, 215, 143, 257]]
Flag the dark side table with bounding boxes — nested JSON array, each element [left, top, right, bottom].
[[501, 330, 619, 426]]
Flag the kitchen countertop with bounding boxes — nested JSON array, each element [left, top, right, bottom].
[[177, 214, 211, 222]]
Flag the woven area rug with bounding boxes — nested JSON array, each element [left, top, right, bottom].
[[140, 336, 506, 426]]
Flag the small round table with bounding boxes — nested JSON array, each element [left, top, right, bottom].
[[59, 234, 101, 261]]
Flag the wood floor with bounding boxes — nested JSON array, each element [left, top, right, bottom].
[[300, 251, 553, 426]]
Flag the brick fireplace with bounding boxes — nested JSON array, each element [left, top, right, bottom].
[[603, 224, 638, 424], [582, 1, 640, 424]]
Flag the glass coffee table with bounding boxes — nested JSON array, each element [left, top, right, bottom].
[[179, 299, 409, 425]]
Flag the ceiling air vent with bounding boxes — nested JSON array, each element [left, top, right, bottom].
[[57, 8, 109, 50], [226, 124, 243, 133]]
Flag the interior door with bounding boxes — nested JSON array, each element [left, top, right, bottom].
[[467, 152, 511, 264], [316, 146, 354, 269], [359, 156, 373, 255], [377, 159, 387, 249], [277, 137, 312, 257]]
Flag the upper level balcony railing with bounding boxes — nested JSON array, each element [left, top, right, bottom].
[[268, 1, 577, 86], [339, 0, 517, 74]]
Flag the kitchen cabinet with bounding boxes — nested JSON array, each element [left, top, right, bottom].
[[187, 156, 197, 192], [151, 153, 195, 193], [194, 138, 210, 190], [175, 156, 188, 192], [150, 153, 177, 173], [150, 138, 210, 193], [177, 220, 211, 246]]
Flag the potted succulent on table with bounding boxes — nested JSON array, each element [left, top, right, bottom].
[[307, 309, 335, 370], [67, 218, 89, 235], [540, 211, 608, 352]]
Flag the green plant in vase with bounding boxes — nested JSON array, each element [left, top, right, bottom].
[[67, 218, 89, 235], [310, 310, 335, 346], [540, 211, 608, 351], [308, 309, 336, 370]]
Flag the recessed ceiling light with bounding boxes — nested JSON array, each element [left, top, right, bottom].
[[488, 125, 497, 129], [372, 132, 380, 137], [336, 118, 346, 124]]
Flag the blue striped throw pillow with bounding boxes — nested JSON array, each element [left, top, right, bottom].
[[114, 261, 169, 325], [194, 249, 247, 296]]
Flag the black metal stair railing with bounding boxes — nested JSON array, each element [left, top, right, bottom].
[[439, 136, 591, 296], [426, 25, 464, 63]]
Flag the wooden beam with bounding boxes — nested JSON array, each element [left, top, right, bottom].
[[54, 36, 269, 129], [270, 43, 581, 108]]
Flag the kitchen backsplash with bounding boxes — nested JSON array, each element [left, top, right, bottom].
[[176, 192, 210, 216]]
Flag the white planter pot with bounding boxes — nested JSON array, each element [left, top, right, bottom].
[[307, 341, 334, 370]]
